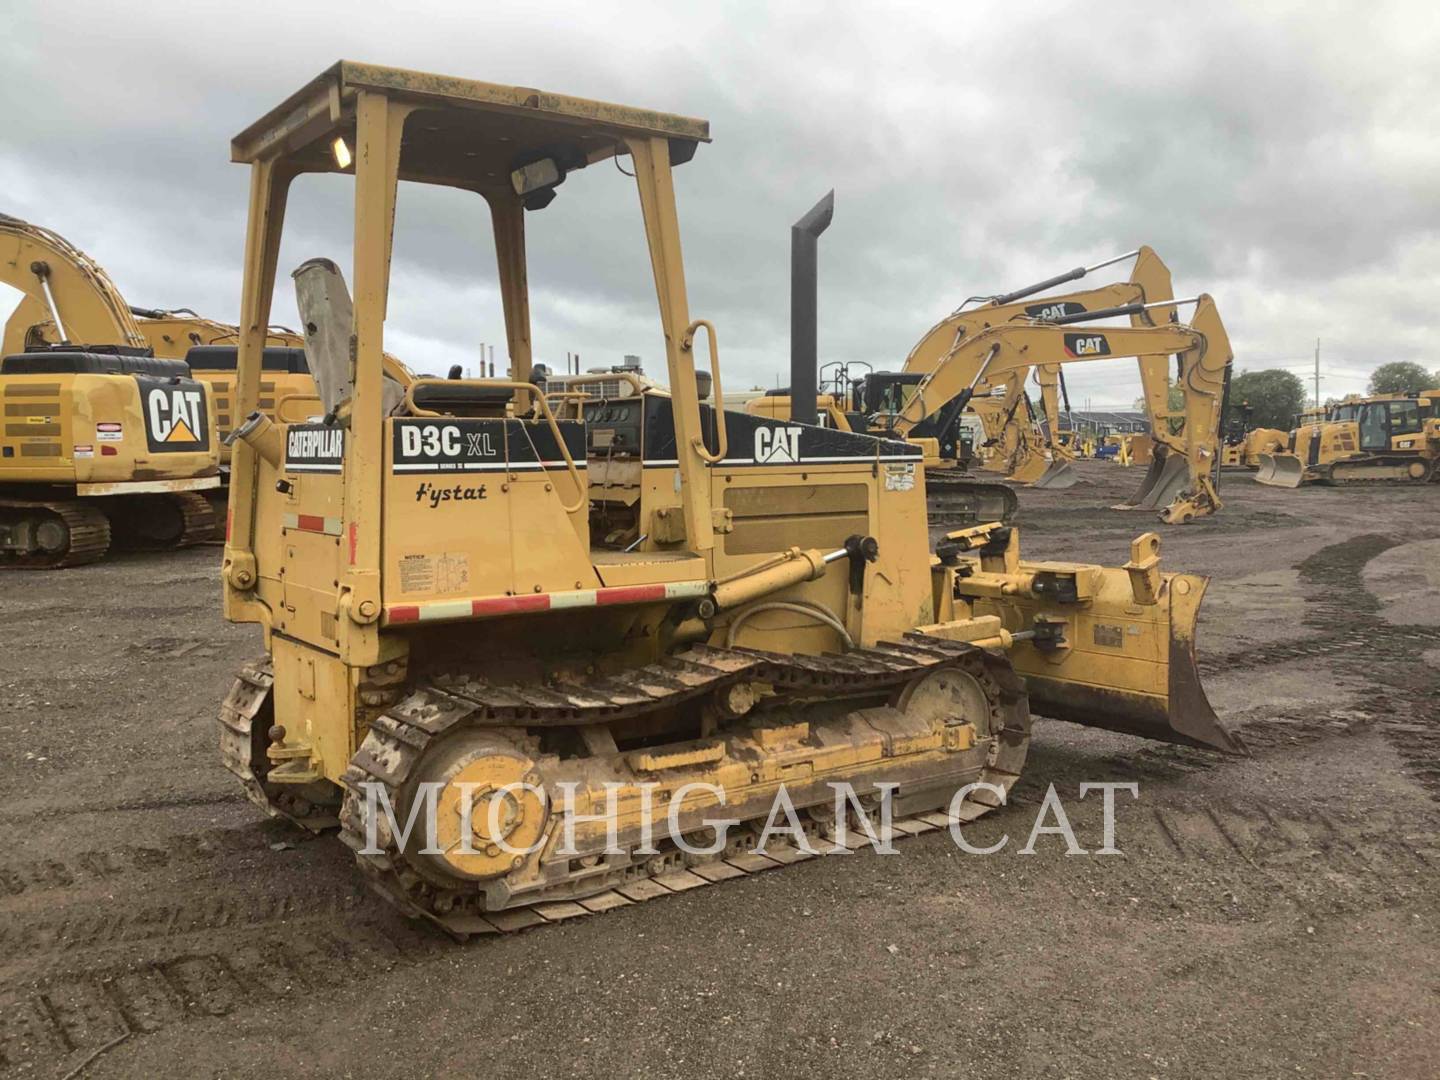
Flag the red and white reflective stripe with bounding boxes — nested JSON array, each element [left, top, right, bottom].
[[282, 512, 343, 536], [384, 580, 711, 626]]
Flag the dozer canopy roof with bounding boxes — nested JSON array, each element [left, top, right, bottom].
[[230, 61, 711, 193]]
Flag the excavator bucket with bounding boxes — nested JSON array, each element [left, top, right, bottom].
[[1001, 569, 1244, 754], [1116, 445, 1188, 509], [1005, 453, 1050, 485], [1253, 452, 1305, 487], [1030, 459, 1078, 489]]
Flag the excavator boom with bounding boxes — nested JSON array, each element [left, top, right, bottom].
[[889, 298, 1232, 522], [0, 213, 147, 353]]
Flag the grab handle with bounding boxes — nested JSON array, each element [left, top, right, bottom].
[[682, 319, 727, 464]]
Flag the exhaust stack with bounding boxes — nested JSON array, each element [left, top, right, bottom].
[[790, 191, 834, 427]]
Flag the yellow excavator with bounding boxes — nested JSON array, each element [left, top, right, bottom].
[[1254, 392, 1440, 487], [0, 214, 420, 551], [890, 245, 1182, 490], [0, 217, 226, 566], [218, 61, 1241, 937], [0, 213, 318, 452], [749, 246, 1185, 514], [878, 295, 1233, 523], [754, 246, 1204, 506]]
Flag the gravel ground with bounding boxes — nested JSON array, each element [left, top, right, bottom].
[[1, 460, 1437, 1079]]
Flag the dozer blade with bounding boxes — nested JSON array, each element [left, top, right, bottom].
[[1115, 447, 1188, 509], [1030, 459, 1078, 489], [1253, 452, 1304, 488], [1003, 572, 1244, 754]]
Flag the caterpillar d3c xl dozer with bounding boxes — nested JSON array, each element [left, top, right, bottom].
[[220, 62, 1242, 938]]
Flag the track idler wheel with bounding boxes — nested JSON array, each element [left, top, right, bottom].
[[895, 656, 1032, 810], [401, 734, 548, 885], [0, 500, 111, 569]]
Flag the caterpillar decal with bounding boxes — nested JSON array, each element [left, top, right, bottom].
[[1063, 332, 1112, 358], [138, 376, 210, 452], [1025, 300, 1087, 321]]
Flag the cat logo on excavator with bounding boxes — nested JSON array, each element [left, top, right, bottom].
[[1063, 333, 1112, 358], [1026, 300, 1087, 320], [141, 379, 208, 450]]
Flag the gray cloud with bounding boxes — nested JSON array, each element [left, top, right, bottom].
[[2, 1, 1436, 404]]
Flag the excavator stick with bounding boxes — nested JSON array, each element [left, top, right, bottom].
[[1253, 451, 1305, 488]]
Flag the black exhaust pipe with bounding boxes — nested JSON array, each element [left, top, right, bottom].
[[790, 191, 834, 427]]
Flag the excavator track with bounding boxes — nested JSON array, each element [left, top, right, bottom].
[[333, 639, 1029, 937], [925, 473, 1019, 526], [109, 491, 217, 551], [0, 498, 111, 569], [1313, 454, 1438, 486], [223, 639, 1030, 938]]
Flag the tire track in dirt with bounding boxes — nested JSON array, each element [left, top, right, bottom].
[[3, 791, 1437, 1077]]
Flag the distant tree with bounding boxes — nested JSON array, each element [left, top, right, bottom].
[[1132, 383, 1186, 432], [1228, 369, 1307, 430], [1367, 361, 1432, 396], [1131, 384, 1185, 412]]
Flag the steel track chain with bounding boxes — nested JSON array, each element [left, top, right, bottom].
[[328, 639, 1029, 937], [0, 498, 110, 569]]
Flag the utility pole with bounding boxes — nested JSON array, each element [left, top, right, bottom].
[[1314, 337, 1321, 409]]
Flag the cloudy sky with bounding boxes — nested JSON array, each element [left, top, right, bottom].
[[3, 1, 1436, 407]]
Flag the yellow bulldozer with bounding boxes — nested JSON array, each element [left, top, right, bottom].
[[1219, 402, 1286, 469], [219, 61, 1242, 937], [1255, 392, 1440, 487]]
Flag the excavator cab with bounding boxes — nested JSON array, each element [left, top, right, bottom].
[[220, 62, 1238, 937]]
